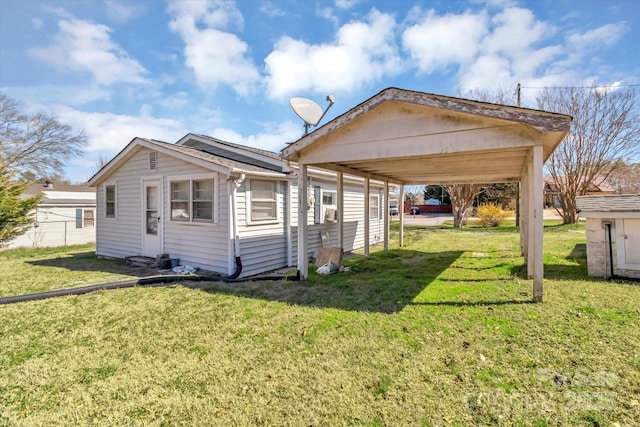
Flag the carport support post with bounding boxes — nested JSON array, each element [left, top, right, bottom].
[[383, 181, 389, 251], [531, 145, 544, 302], [297, 164, 308, 279], [399, 185, 404, 247], [337, 172, 344, 249], [364, 178, 370, 257]]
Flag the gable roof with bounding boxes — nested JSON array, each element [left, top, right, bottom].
[[282, 87, 572, 185], [88, 136, 289, 187], [576, 194, 640, 212]]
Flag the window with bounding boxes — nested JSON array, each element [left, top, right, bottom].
[[369, 194, 380, 219], [105, 184, 116, 218], [170, 178, 215, 222], [249, 180, 277, 222], [322, 190, 337, 223], [84, 209, 95, 227]]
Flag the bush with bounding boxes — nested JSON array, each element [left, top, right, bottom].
[[476, 203, 511, 227]]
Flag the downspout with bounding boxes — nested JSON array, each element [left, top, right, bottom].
[[227, 173, 245, 279]]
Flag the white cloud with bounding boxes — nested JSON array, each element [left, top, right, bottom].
[[402, 10, 488, 74], [29, 17, 148, 86], [567, 23, 628, 49], [105, 0, 146, 24], [167, 0, 259, 95], [335, 0, 361, 10], [264, 9, 402, 99], [260, 1, 286, 18], [483, 8, 550, 56], [53, 105, 186, 153], [211, 120, 302, 152]]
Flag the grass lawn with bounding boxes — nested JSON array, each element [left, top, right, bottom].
[[1, 223, 639, 426]]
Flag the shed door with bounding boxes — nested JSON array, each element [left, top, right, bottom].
[[617, 219, 640, 269], [143, 180, 162, 258]]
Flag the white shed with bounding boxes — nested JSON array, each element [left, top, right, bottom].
[[576, 194, 640, 280]]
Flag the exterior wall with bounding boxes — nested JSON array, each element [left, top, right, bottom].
[[96, 147, 231, 273], [95, 147, 390, 277], [289, 174, 388, 265], [235, 179, 289, 277], [585, 218, 609, 278], [585, 216, 640, 279], [6, 206, 96, 249]]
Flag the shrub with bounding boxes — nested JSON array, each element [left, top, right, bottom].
[[476, 203, 511, 227]]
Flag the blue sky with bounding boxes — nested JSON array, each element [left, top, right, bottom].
[[1, 0, 638, 183]]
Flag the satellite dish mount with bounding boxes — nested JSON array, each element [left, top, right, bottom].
[[290, 95, 335, 135]]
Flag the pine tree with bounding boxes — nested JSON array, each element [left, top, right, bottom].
[[0, 165, 40, 246]]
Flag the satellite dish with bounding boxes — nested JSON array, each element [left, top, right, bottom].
[[290, 95, 336, 135]]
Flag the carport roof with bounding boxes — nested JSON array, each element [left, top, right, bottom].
[[282, 87, 572, 185]]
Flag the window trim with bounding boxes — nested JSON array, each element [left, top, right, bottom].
[[247, 179, 279, 225], [105, 183, 117, 219], [369, 193, 380, 220], [321, 189, 337, 223], [84, 209, 95, 227], [168, 173, 218, 225]]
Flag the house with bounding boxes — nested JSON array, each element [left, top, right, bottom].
[[544, 176, 615, 208], [576, 194, 640, 280], [87, 133, 390, 278], [6, 180, 96, 249]]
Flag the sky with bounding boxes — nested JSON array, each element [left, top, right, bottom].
[[1, 0, 639, 183]]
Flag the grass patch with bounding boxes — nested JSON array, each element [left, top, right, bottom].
[[1, 225, 639, 425]]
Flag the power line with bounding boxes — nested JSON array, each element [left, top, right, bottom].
[[522, 84, 640, 89]]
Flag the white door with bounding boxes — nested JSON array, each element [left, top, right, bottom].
[[623, 219, 640, 266], [143, 180, 162, 257]]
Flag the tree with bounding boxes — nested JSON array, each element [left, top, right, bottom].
[[424, 185, 450, 204], [443, 183, 482, 228], [536, 85, 640, 223], [0, 164, 40, 246], [0, 93, 87, 179], [607, 160, 640, 194], [403, 185, 424, 205], [477, 183, 518, 208]]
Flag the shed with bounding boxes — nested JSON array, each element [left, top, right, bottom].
[[576, 194, 640, 280], [282, 87, 572, 302]]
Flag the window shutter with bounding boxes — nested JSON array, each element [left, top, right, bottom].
[[75, 208, 83, 228], [314, 186, 321, 224]]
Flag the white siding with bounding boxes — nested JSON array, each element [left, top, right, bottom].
[[290, 175, 387, 265], [235, 179, 289, 277], [6, 206, 96, 249], [96, 148, 231, 273]]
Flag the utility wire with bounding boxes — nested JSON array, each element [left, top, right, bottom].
[[522, 84, 640, 89]]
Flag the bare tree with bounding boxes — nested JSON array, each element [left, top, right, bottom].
[[0, 93, 87, 179], [403, 185, 424, 205], [443, 183, 482, 228], [536, 85, 640, 223], [607, 160, 640, 194]]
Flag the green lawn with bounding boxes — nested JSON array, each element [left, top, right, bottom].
[[1, 223, 639, 426]]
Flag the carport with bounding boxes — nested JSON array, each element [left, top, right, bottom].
[[282, 88, 571, 302]]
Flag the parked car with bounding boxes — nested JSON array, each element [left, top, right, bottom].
[[389, 205, 399, 215], [410, 206, 420, 215]]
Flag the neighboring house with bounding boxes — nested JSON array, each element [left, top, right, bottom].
[[88, 133, 389, 278], [6, 181, 96, 249], [576, 194, 640, 280], [544, 176, 615, 208]]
